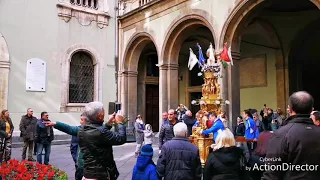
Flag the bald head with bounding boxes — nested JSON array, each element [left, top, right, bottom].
[[168, 109, 175, 121], [289, 91, 314, 115], [186, 110, 192, 117]]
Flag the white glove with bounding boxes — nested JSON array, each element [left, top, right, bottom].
[[159, 150, 161, 154]]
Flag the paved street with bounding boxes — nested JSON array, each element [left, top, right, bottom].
[[12, 143, 159, 180]]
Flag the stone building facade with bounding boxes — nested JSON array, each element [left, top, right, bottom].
[[0, 0, 117, 136], [118, 0, 320, 131]]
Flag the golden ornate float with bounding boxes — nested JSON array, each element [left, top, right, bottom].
[[188, 43, 231, 166]]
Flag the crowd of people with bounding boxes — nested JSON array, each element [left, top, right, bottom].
[[0, 108, 54, 165], [0, 91, 320, 180]]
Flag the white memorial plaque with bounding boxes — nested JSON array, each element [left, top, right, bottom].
[[26, 58, 47, 91]]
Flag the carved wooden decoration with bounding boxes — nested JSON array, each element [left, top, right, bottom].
[[240, 54, 267, 88]]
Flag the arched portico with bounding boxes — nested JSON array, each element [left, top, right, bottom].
[[160, 14, 216, 121], [218, 0, 320, 126], [120, 32, 160, 129], [0, 32, 10, 110]]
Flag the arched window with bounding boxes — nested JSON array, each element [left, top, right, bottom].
[[69, 52, 94, 103]]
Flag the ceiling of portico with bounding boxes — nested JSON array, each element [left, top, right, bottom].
[[178, 26, 213, 58]]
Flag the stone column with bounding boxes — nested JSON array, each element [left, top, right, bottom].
[[167, 64, 179, 110], [0, 61, 10, 110], [159, 64, 168, 131], [126, 71, 138, 125], [227, 51, 241, 128], [0, 33, 10, 110], [120, 72, 128, 121], [117, 72, 122, 103], [275, 52, 288, 112]]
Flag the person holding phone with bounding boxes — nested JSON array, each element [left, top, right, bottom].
[[78, 102, 127, 180]]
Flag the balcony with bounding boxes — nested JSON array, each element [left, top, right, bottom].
[[119, 0, 160, 16]]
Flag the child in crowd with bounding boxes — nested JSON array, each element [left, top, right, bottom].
[[132, 145, 158, 180], [144, 124, 154, 145]]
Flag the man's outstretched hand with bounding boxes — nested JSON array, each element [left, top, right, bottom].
[[43, 121, 56, 127]]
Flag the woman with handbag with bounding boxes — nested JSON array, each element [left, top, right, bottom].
[[0, 109, 14, 162]]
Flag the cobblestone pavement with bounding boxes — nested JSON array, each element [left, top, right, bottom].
[[12, 143, 159, 180]]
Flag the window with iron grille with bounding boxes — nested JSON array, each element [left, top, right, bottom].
[[70, 0, 98, 9], [69, 52, 94, 103]]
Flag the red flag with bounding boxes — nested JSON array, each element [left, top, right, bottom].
[[220, 43, 231, 63]]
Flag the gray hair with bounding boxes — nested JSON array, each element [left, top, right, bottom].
[[84, 101, 104, 122], [173, 122, 188, 137]]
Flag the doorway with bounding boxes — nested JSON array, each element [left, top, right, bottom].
[[289, 19, 320, 110], [145, 84, 159, 131], [190, 92, 202, 118]]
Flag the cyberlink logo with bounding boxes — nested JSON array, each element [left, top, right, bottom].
[[246, 163, 319, 171]]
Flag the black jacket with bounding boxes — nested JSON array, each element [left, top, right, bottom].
[[0, 118, 14, 139], [78, 123, 126, 180], [156, 137, 202, 180], [262, 115, 320, 180], [182, 116, 196, 136], [36, 119, 54, 144], [234, 122, 245, 137], [204, 146, 244, 180], [19, 115, 37, 141], [159, 120, 181, 149]]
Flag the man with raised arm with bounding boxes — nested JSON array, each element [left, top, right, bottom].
[[78, 102, 126, 180]]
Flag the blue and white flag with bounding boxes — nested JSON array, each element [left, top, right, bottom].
[[197, 44, 206, 68]]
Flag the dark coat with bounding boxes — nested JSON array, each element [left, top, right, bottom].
[[19, 115, 37, 141], [36, 119, 54, 145], [78, 122, 127, 180], [156, 137, 202, 180], [0, 118, 13, 139], [132, 156, 158, 180], [182, 116, 196, 136], [203, 146, 244, 180], [158, 120, 181, 150], [234, 122, 245, 136], [262, 115, 320, 180]]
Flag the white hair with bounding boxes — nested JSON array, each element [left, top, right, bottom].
[[84, 101, 104, 122], [213, 128, 236, 151], [173, 122, 188, 137]]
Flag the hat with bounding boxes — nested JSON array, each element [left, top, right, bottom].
[[140, 145, 153, 157]]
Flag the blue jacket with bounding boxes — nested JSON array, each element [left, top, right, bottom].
[[245, 117, 257, 140], [70, 126, 81, 164], [132, 156, 158, 180], [202, 119, 225, 142]]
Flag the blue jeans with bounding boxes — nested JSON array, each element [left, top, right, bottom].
[[37, 143, 51, 165]]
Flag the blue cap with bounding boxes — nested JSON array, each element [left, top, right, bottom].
[[140, 145, 153, 157]]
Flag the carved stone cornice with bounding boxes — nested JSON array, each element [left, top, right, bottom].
[[57, 1, 110, 29], [0, 61, 10, 69], [159, 63, 179, 70], [122, 70, 138, 77]]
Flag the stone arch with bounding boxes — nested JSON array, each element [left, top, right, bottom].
[[60, 44, 102, 112], [122, 32, 158, 72], [0, 32, 10, 110], [162, 12, 216, 65], [219, 0, 320, 51]]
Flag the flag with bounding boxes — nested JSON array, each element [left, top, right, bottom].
[[227, 46, 233, 65], [188, 48, 198, 71], [220, 43, 233, 66], [197, 44, 206, 68]]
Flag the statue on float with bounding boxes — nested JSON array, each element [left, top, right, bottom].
[[188, 42, 233, 166]]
